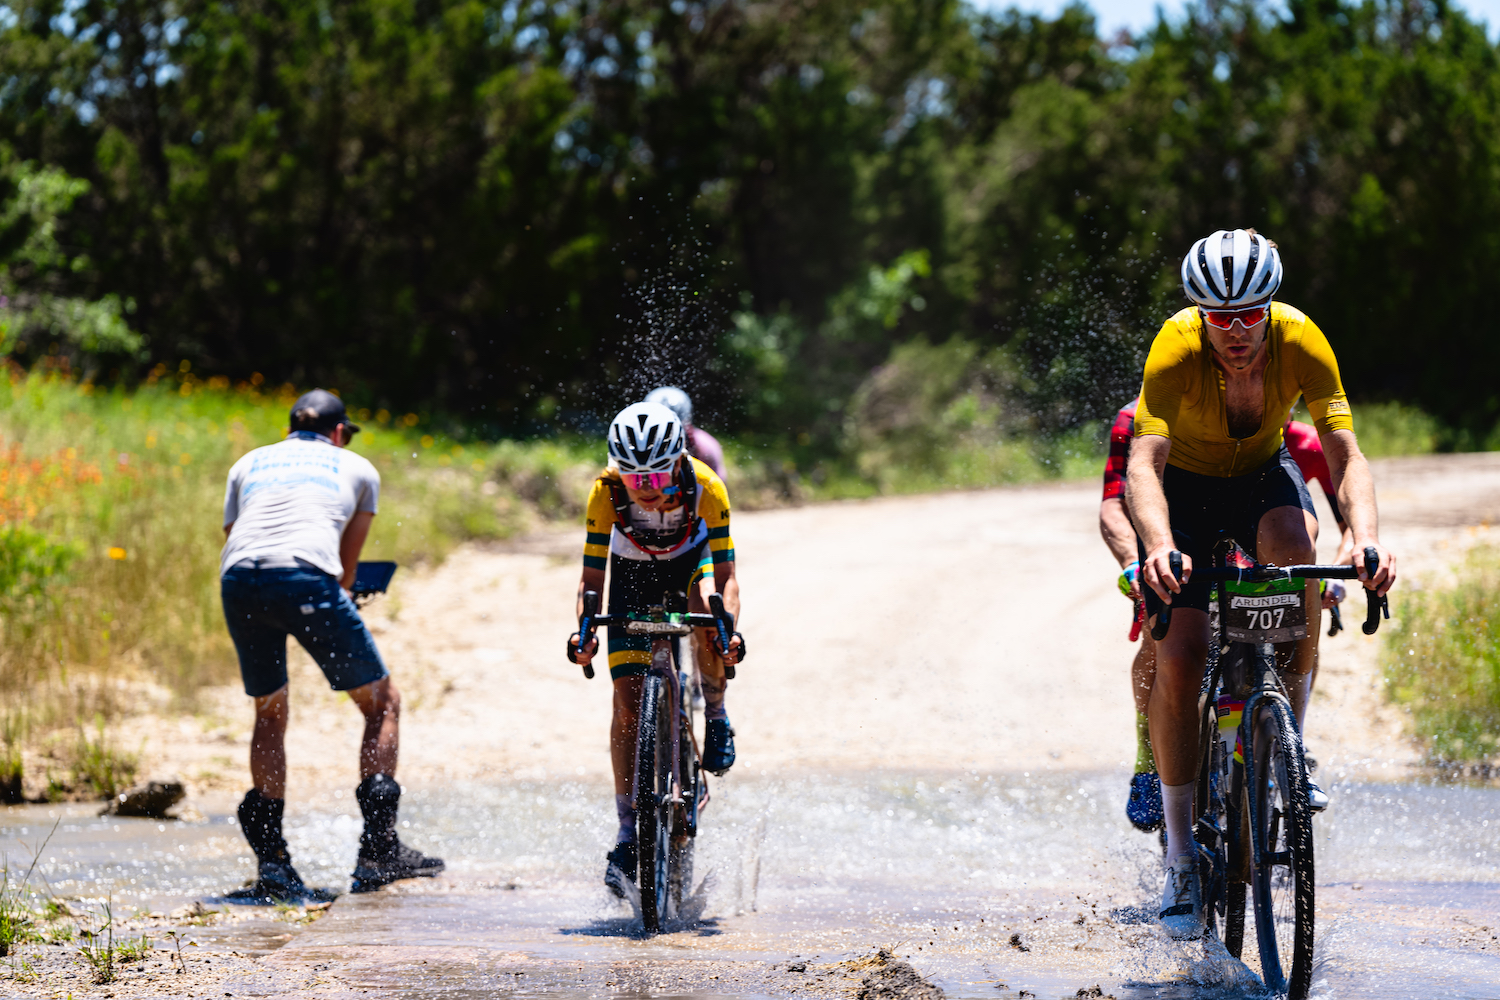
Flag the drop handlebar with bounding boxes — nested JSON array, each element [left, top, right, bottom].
[[566, 590, 745, 679], [1150, 546, 1389, 641]]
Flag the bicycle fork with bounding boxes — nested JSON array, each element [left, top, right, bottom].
[[1240, 646, 1304, 871]]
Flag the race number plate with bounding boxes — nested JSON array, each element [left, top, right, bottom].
[[1224, 578, 1308, 643]]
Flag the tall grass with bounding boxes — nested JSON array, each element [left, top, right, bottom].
[[1382, 544, 1500, 767]]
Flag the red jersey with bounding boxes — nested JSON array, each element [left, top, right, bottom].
[[1102, 399, 1342, 524]]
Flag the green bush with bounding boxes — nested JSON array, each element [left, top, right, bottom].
[[1353, 402, 1443, 458], [1382, 544, 1500, 765]]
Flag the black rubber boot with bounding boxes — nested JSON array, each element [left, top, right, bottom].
[[227, 789, 334, 904], [351, 774, 445, 893], [237, 788, 289, 865], [355, 773, 401, 860]]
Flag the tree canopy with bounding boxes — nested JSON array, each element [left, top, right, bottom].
[[1, 0, 1497, 440]]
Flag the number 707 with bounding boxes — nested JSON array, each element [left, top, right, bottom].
[[1247, 608, 1287, 629]]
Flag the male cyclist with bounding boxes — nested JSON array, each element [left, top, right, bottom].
[[1103, 400, 1353, 835], [1127, 229, 1395, 939], [568, 401, 744, 897], [646, 386, 728, 480]]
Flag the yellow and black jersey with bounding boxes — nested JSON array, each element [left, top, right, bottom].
[[582, 457, 735, 571]]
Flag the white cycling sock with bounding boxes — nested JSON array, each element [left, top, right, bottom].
[[701, 676, 728, 722], [1162, 780, 1195, 863], [615, 793, 636, 844]]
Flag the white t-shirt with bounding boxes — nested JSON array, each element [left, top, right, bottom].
[[220, 433, 380, 579]]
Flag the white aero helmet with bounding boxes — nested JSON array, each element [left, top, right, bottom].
[[1180, 229, 1283, 308], [645, 385, 693, 427], [607, 401, 686, 474]]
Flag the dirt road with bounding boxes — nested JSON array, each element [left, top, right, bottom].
[[11, 452, 1499, 999]]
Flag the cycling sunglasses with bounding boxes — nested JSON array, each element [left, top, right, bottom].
[[623, 471, 677, 492], [1201, 304, 1270, 329]]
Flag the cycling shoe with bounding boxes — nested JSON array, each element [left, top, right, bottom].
[[351, 841, 445, 893], [604, 841, 637, 899], [1126, 771, 1163, 831], [1158, 854, 1204, 940], [702, 718, 736, 775], [226, 861, 336, 904], [1305, 753, 1329, 812]]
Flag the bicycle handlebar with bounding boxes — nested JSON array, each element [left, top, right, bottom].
[[1151, 546, 1388, 641], [566, 590, 744, 679]]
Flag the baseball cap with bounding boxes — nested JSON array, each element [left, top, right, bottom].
[[289, 389, 360, 437]]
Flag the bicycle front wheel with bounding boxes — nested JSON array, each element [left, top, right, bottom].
[[634, 673, 674, 933], [1249, 694, 1315, 998]]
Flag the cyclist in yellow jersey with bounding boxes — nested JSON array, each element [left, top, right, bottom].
[[1127, 229, 1395, 940], [569, 401, 743, 898]]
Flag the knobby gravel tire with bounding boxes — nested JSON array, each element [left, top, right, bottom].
[[634, 673, 673, 933], [1250, 691, 1315, 998]]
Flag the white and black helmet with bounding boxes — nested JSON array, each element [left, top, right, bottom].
[[1180, 229, 1283, 308], [645, 386, 693, 427], [607, 401, 686, 474]]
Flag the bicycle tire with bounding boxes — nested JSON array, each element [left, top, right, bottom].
[[634, 673, 673, 933], [667, 696, 697, 917], [1249, 689, 1315, 997], [1217, 646, 1250, 959]]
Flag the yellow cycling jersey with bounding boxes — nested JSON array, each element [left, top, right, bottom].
[[1135, 302, 1354, 477], [582, 457, 735, 570]]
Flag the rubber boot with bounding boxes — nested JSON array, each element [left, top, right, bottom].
[[237, 788, 290, 865], [228, 789, 332, 903], [355, 773, 401, 861], [351, 773, 445, 892]]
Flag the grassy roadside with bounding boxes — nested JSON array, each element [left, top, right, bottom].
[[1382, 544, 1500, 772]]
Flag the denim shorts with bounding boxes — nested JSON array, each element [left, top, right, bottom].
[[221, 565, 388, 697]]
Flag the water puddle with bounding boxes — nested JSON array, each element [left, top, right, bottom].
[[2, 770, 1496, 997]]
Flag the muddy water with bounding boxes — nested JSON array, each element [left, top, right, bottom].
[[2, 769, 1496, 997]]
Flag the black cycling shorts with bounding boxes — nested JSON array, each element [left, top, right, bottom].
[[1140, 445, 1316, 617], [605, 543, 710, 680]]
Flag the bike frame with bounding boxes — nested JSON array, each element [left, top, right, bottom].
[[637, 627, 701, 838]]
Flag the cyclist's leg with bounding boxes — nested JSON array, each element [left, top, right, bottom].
[[1132, 635, 1156, 716], [1147, 608, 1211, 860], [1255, 506, 1320, 730], [1251, 456, 1329, 812], [1126, 635, 1162, 831], [686, 549, 735, 772], [611, 674, 646, 833]]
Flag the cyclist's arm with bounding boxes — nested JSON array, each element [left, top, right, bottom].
[[1320, 428, 1396, 594], [1126, 433, 1188, 602], [576, 567, 606, 617], [708, 558, 740, 622], [570, 567, 607, 664], [339, 511, 374, 592], [1100, 497, 1143, 602], [1099, 497, 1138, 568]]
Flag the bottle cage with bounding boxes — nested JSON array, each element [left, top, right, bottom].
[[606, 464, 700, 558]]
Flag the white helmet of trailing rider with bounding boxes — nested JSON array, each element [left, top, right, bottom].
[[645, 386, 693, 427], [607, 401, 686, 474], [1180, 229, 1282, 308]]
